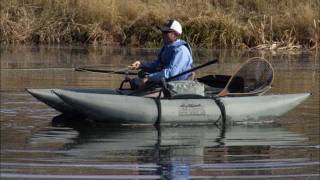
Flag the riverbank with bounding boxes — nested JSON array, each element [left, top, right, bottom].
[[1, 0, 319, 49]]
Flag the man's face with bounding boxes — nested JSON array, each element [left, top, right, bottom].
[[162, 31, 177, 45]]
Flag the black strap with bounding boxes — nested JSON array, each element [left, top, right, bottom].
[[213, 97, 226, 125], [153, 98, 162, 126]]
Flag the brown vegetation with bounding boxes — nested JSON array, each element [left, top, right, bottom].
[[0, 0, 319, 49]]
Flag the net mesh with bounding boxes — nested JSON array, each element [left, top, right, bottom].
[[227, 57, 274, 94]]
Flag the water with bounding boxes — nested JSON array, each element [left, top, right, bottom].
[[1, 45, 319, 179]]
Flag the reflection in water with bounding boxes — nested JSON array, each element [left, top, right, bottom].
[[3, 109, 317, 179], [6, 114, 313, 179]]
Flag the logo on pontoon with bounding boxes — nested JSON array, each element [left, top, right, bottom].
[[179, 104, 206, 116]]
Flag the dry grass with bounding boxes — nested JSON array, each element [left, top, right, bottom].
[[0, 0, 319, 49]]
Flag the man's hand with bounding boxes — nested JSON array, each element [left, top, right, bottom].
[[128, 61, 141, 70], [142, 77, 148, 84]]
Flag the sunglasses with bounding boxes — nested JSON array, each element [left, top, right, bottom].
[[162, 31, 174, 34]]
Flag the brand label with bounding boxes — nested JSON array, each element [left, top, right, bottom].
[[178, 104, 206, 116]]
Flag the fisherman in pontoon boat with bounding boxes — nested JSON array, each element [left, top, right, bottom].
[[129, 19, 193, 89]]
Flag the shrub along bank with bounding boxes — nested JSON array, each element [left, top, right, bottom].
[[1, 0, 319, 49]]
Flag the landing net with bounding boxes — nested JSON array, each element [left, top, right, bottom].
[[226, 57, 274, 95]]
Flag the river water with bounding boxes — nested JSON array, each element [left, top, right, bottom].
[[0, 45, 319, 179]]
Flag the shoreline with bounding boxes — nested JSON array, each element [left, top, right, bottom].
[[1, 42, 318, 52]]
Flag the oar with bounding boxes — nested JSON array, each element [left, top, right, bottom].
[[75, 67, 138, 75], [129, 59, 219, 95], [167, 59, 218, 81], [217, 57, 274, 97]]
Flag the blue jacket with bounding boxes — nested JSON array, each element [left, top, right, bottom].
[[141, 39, 193, 82]]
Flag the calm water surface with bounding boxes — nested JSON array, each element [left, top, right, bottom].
[[1, 45, 319, 179]]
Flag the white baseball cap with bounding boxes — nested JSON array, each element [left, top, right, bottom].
[[158, 20, 182, 35]]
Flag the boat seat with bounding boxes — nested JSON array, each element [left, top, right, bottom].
[[198, 75, 245, 95], [197, 75, 231, 89], [226, 76, 245, 93], [227, 85, 272, 96]]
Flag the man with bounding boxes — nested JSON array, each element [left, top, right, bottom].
[[129, 19, 193, 89]]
